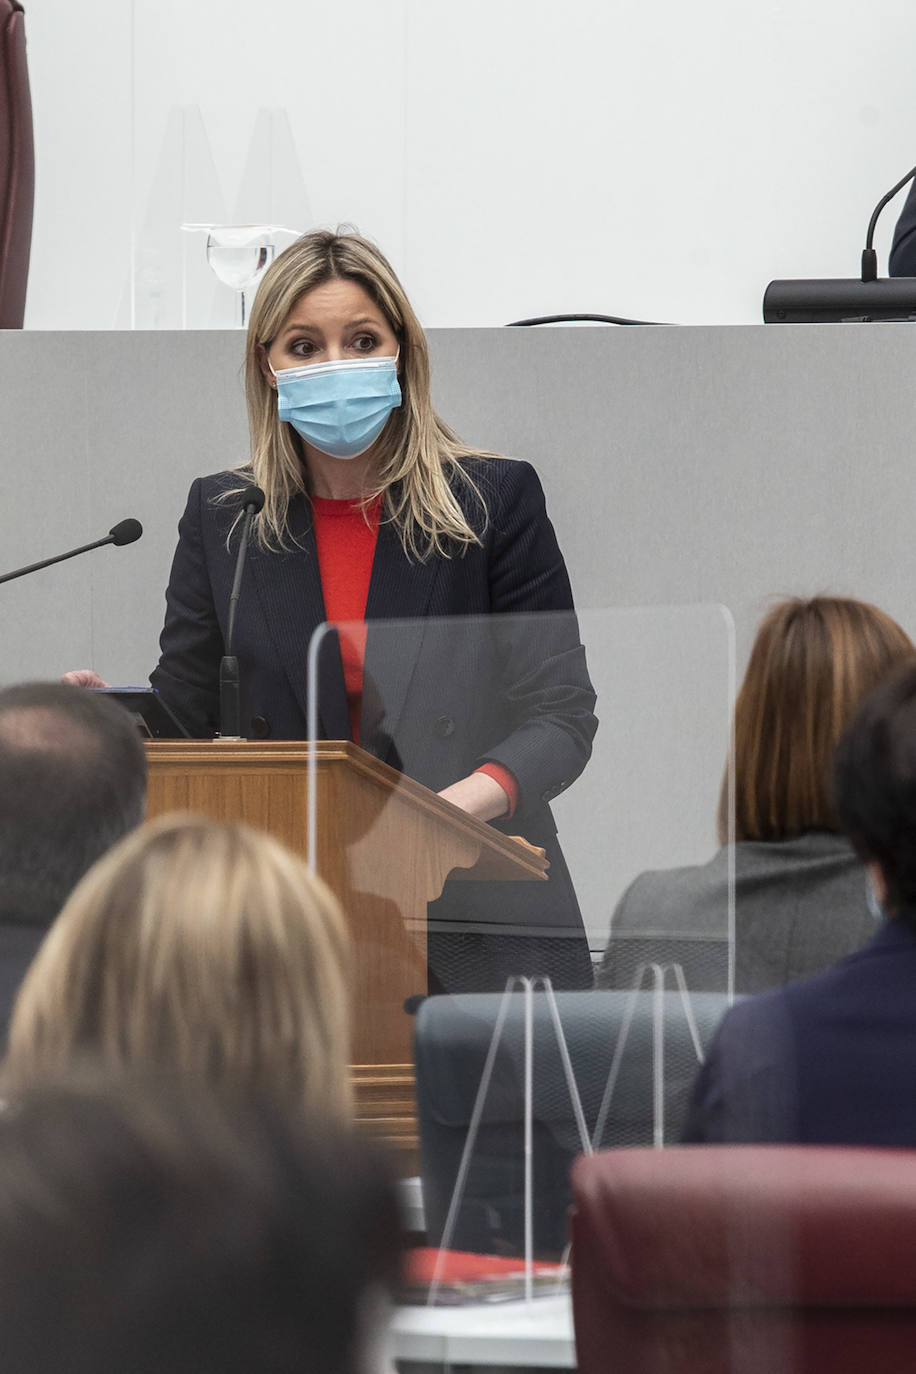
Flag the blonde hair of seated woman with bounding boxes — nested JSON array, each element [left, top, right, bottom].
[[2, 813, 352, 1120]]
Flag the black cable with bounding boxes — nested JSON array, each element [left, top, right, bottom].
[[505, 312, 667, 327]]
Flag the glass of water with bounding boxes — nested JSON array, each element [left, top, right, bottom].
[[205, 226, 276, 327]]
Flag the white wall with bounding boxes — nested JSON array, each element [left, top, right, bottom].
[[21, 0, 916, 331]]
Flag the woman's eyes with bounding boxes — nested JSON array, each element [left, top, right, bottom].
[[286, 333, 381, 360]]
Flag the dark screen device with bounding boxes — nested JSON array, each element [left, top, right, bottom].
[[93, 688, 191, 740]]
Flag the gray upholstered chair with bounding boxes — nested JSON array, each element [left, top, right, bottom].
[[414, 988, 731, 1255], [0, 0, 33, 328]]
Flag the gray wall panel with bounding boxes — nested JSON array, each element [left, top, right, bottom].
[[425, 324, 916, 660], [82, 332, 248, 682], [1, 324, 913, 944], [1, 337, 96, 675], [1, 333, 247, 683]]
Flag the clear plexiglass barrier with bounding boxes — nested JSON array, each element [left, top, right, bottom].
[[130, 2, 313, 328], [305, 605, 736, 1275]]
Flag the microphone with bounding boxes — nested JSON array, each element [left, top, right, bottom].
[[860, 164, 916, 282], [109, 518, 143, 546], [218, 486, 265, 740], [0, 519, 144, 586], [764, 163, 916, 322]]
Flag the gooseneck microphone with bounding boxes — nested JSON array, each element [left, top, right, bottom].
[[861, 163, 916, 282], [0, 519, 144, 586], [218, 486, 266, 740], [764, 162, 916, 322]]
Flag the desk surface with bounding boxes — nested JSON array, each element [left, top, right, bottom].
[[391, 1292, 576, 1368]]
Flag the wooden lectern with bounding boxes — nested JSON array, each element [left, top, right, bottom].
[[145, 740, 547, 1168]]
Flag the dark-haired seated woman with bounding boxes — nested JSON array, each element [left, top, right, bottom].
[[597, 596, 915, 993], [684, 659, 916, 1144]]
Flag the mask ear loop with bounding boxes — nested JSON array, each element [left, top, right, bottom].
[[866, 873, 886, 922], [261, 344, 279, 389]]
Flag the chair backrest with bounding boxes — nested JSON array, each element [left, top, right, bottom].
[[571, 1145, 916, 1374], [414, 989, 731, 1255], [0, 0, 33, 328], [598, 934, 730, 992]]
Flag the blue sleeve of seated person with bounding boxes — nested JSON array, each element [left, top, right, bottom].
[[681, 991, 799, 1143]]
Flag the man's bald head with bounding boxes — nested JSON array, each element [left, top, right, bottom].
[[0, 683, 147, 926], [0, 703, 106, 754]]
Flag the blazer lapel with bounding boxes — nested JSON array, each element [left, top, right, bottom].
[[361, 516, 442, 760], [248, 495, 351, 741]]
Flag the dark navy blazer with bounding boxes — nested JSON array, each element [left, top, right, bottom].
[[682, 918, 916, 1144], [150, 457, 598, 975]]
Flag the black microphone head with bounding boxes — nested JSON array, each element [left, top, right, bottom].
[[109, 518, 143, 547], [239, 485, 266, 514]]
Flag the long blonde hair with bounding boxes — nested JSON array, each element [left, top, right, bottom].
[[719, 596, 916, 843], [239, 228, 491, 559], [3, 814, 353, 1119]]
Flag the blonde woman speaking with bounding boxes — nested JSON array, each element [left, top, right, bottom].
[[71, 230, 597, 995]]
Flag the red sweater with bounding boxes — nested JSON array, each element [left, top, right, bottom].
[[311, 495, 517, 816]]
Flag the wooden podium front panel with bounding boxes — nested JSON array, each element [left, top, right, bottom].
[[145, 742, 424, 1059], [145, 745, 311, 848], [144, 741, 545, 1172], [350, 1063, 419, 1171], [318, 764, 427, 1065], [145, 743, 427, 1164]]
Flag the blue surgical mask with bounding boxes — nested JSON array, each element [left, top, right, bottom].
[[271, 354, 401, 459]]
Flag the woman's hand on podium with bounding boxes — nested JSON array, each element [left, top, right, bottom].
[[61, 669, 110, 688], [437, 772, 509, 823]]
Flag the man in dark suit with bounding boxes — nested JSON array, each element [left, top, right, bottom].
[[683, 659, 916, 1144], [0, 682, 146, 1039]]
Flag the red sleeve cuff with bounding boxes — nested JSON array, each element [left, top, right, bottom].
[[474, 762, 519, 818]]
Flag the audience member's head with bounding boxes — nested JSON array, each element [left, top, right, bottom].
[[833, 661, 916, 922], [4, 814, 352, 1118], [0, 1075, 400, 1374], [720, 596, 915, 843], [0, 681, 147, 925]]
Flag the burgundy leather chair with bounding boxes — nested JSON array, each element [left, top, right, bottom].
[[571, 1146, 916, 1374], [0, 0, 33, 328]]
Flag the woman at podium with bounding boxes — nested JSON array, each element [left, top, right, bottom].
[[73, 231, 597, 994]]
